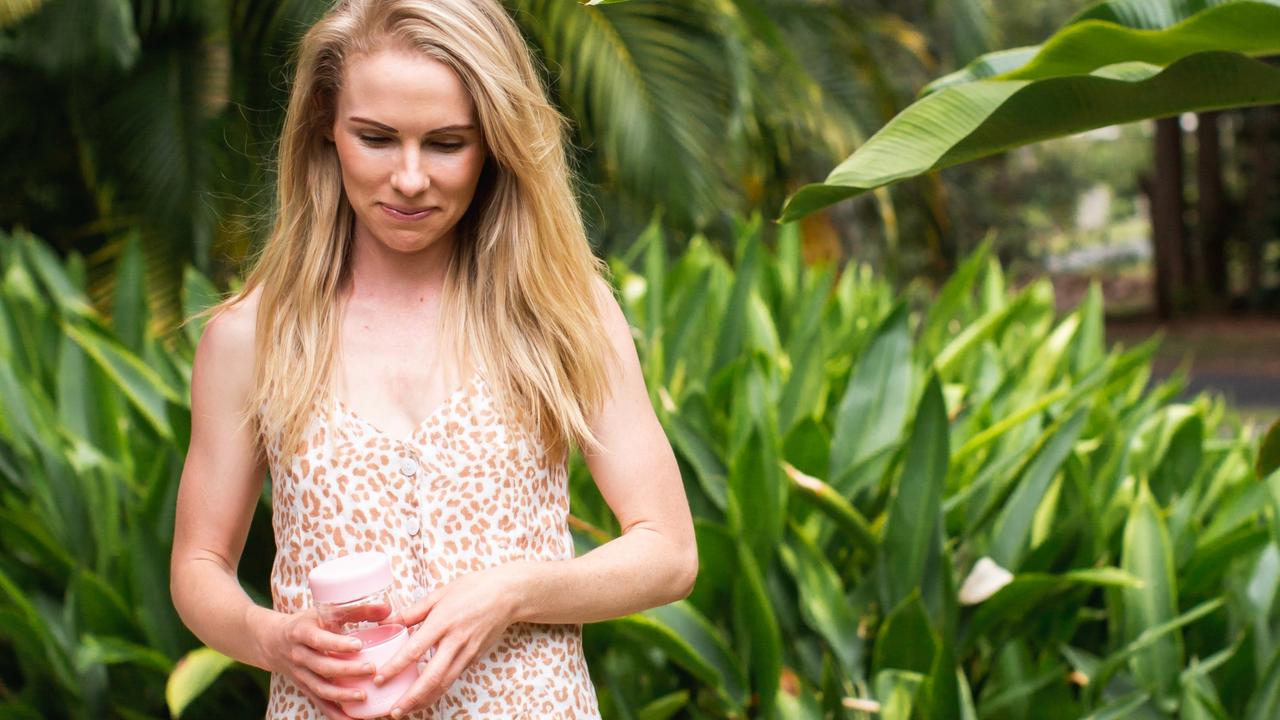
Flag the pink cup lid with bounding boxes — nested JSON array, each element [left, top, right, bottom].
[[308, 551, 393, 605]]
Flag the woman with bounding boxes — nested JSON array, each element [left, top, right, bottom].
[[168, 1, 698, 717]]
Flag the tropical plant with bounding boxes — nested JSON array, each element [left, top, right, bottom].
[[571, 216, 1277, 718], [0, 228, 269, 718], [2, 0, 1005, 322], [4, 221, 1277, 718], [780, 0, 1280, 221]]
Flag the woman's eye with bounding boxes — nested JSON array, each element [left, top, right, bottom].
[[432, 142, 464, 151], [359, 135, 390, 146]]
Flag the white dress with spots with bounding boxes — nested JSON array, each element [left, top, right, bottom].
[[262, 372, 602, 719]]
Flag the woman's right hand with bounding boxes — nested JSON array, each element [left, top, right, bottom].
[[257, 609, 375, 720]]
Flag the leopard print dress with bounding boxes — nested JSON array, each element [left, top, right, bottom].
[[262, 372, 602, 719]]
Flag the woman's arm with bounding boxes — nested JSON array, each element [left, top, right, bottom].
[[171, 302, 277, 664], [171, 303, 279, 666], [505, 276, 699, 622], [375, 278, 697, 716], [170, 300, 369, 719]]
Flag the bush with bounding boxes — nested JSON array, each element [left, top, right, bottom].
[[0, 221, 1272, 718]]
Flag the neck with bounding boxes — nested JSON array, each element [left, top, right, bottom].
[[345, 220, 455, 308]]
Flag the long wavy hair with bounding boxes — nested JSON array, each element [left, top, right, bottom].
[[217, 0, 616, 463]]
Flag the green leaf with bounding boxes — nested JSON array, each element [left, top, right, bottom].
[[926, 0, 1280, 92], [69, 569, 136, 639], [16, 231, 96, 319], [128, 520, 185, 660], [75, 635, 172, 675], [873, 592, 936, 676], [165, 647, 235, 718], [784, 464, 877, 559], [934, 289, 1032, 379], [960, 567, 1141, 651], [733, 540, 781, 718], [612, 601, 747, 713], [1082, 691, 1152, 720], [1149, 408, 1205, 503], [828, 303, 911, 493], [727, 361, 786, 567], [1120, 484, 1184, 711], [873, 669, 925, 720], [6, 0, 140, 76], [664, 411, 727, 511], [636, 690, 689, 720], [713, 227, 761, 372], [780, 52, 1280, 221], [879, 374, 949, 612], [0, 566, 77, 692], [1246, 643, 1280, 720], [989, 409, 1088, 569], [1070, 283, 1106, 375], [921, 633, 961, 720], [779, 529, 862, 677], [922, 237, 991, 353], [181, 267, 220, 346], [1257, 418, 1280, 478], [61, 320, 180, 439], [113, 231, 148, 355], [517, 0, 738, 225], [778, 323, 824, 434]]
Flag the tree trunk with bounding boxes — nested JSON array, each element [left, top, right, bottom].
[[1244, 107, 1276, 309], [1196, 111, 1228, 304], [1151, 117, 1186, 319]]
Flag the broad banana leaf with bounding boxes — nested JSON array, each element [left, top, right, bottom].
[[780, 0, 1280, 221], [924, 0, 1280, 92], [780, 51, 1280, 221]]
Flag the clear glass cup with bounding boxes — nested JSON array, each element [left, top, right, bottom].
[[308, 551, 419, 718]]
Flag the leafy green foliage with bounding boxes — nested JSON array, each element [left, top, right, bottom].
[[585, 219, 1271, 717], [0, 220, 1274, 718]]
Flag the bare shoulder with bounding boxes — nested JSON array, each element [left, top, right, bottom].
[[192, 288, 261, 401], [588, 274, 628, 335]]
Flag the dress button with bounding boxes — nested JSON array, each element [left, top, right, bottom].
[[399, 456, 419, 477], [406, 515, 421, 536]]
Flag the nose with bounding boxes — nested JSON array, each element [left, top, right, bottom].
[[390, 143, 429, 198]]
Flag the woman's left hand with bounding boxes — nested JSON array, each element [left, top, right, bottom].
[[375, 564, 524, 717]]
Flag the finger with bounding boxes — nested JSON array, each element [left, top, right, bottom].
[[375, 622, 443, 684], [390, 588, 445, 627], [417, 645, 472, 710], [296, 666, 367, 707], [308, 625, 365, 655], [304, 648, 377, 680], [389, 641, 460, 717], [299, 686, 358, 720], [289, 616, 364, 655]]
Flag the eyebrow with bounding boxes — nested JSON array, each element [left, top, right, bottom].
[[348, 116, 475, 134]]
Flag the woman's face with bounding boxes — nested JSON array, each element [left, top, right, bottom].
[[332, 47, 487, 256]]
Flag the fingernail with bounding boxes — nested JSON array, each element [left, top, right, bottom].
[[363, 663, 375, 674], [390, 709, 403, 719], [374, 674, 385, 686]]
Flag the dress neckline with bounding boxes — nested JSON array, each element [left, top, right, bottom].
[[331, 372, 480, 443]]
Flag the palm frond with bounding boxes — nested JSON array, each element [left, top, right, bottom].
[[514, 0, 738, 231]]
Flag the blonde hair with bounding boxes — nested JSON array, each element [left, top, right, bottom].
[[217, 0, 616, 462]]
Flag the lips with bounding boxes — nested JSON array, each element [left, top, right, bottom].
[[380, 203, 436, 221]]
